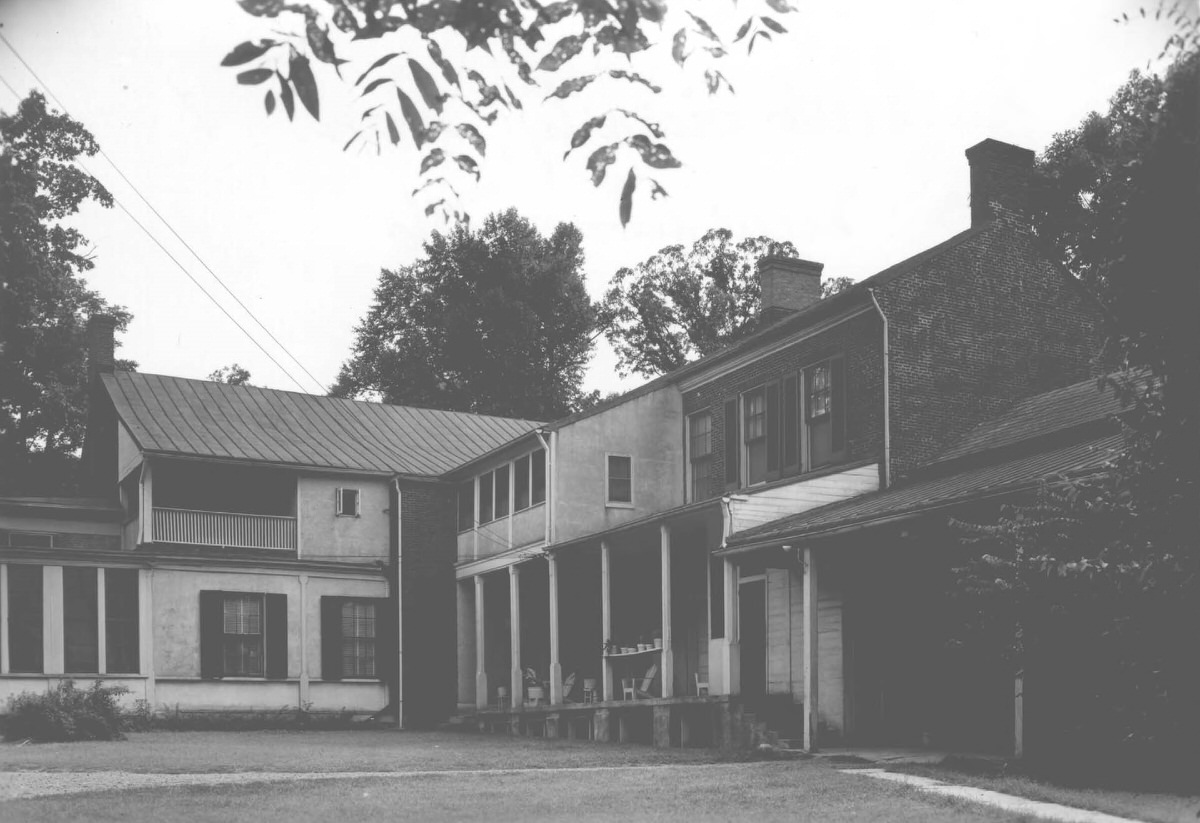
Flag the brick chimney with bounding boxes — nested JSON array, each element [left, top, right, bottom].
[[87, 314, 117, 383], [965, 138, 1035, 226], [758, 256, 824, 324]]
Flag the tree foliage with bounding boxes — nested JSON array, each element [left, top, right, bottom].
[[952, 39, 1199, 782], [0, 92, 132, 496], [601, 228, 853, 378], [332, 208, 597, 419], [222, 0, 796, 225], [207, 364, 253, 386]]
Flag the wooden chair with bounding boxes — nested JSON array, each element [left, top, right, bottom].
[[623, 662, 658, 700], [695, 672, 709, 697], [561, 672, 577, 703]]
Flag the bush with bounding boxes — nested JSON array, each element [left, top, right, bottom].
[[4, 680, 129, 742]]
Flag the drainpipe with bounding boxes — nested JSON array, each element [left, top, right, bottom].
[[867, 288, 891, 489], [389, 475, 404, 729]]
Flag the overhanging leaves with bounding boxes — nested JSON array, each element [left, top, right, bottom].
[[564, 114, 607, 158], [537, 33, 589, 71], [397, 88, 426, 147], [586, 142, 620, 186], [221, 40, 276, 66], [237, 68, 274, 85], [456, 123, 486, 156], [420, 147, 446, 174], [355, 53, 400, 86], [454, 154, 481, 181], [626, 134, 681, 169], [619, 167, 636, 227], [409, 58, 444, 114], [289, 53, 320, 119]]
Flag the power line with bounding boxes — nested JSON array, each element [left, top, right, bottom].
[[0, 32, 328, 395]]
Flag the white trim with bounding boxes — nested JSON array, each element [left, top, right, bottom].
[[604, 453, 634, 507], [0, 564, 8, 674], [334, 487, 361, 518], [96, 568, 107, 675], [454, 542, 545, 580], [685, 409, 713, 504]]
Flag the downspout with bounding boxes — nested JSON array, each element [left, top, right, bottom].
[[389, 475, 404, 729], [867, 288, 891, 489]]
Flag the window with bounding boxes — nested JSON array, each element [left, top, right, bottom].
[[64, 566, 98, 673], [7, 531, 52, 548], [200, 591, 287, 679], [335, 487, 360, 517], [105, 569, 140, 674], [494, 463, 511, 519], [531, 448, 546, 505], [607, 455, 632, 504], [457, 480, 474, 532], [806, 358, 845, 469], [478, 471, 494, 524], [688, 412, 713, 502], [808, 363, 831, 418], [7, 564, 43, 673], [514, 454, 531, 511], [743, 388, 768, 485], [321, 596, 386, 681]]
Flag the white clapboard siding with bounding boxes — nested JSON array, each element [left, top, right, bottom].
[[767, 568, 793, 694], [728, 464, 880, 535]]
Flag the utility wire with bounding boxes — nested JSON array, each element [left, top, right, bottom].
[[0, 32, 328, 395]]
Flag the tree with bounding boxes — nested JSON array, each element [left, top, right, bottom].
[[207, 364, 253, 386], [221, 0, 797, 225], [601, 228, 854, 378], [332, 208, 597, 420], [0, 92, 133, 496]]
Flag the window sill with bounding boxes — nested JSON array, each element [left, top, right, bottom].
[[605, 501, 635, 509]]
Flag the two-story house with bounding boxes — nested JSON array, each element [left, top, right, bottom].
[[450, 138, 1104, 751]]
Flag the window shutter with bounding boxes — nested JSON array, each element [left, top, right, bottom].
[[723, 398, 739, 489], [199, 590, 224, 679], [354, 490, 361, 516], [335, 488, 342, 514], [782, 374, 800, 475], [765, 381, 781, 479], [831, 357, 846, 454], [265, 593, 288, 680], [321, 596, 344, 680], [375, 597, 394, 684]]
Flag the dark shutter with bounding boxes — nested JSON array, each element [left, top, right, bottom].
[[765, 381, 781, 479], [831, 357, 846, 454], [782, 374, 800, 475], [199, 590, 224, 679], [321, 596, 344, 681], [723, 398, 739, 489], [265, 593, 288, 680], [375, 596, 394, 684]]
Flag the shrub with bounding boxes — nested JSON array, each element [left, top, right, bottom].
[[4, 680, 129, 742]]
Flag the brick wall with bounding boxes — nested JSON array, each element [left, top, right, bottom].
[[681, 309, 885, 500], [877, 215, 1103, 479], [399, 480, 457, 724]]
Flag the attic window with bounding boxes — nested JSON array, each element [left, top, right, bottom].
[[335, 488, 360, 517]]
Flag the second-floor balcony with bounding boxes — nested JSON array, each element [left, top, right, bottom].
[[153, 507, 296, 551]]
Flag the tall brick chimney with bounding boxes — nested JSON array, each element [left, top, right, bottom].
[[87, 314, 117, 384], [758, 256, 824, 324], [965, 138, 1035, 227]]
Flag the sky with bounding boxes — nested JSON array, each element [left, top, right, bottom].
[[0, 0, 1182, 399]]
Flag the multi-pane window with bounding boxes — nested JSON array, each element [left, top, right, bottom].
[[457, 480, 474, 532], [688, 412, 713, 502], [494, 463, 511, 519], [743, 388, 768, 485], [64, 566, 99, 673], [808, 364, 832, 418], [341, 601, 376, 678], [7, 564, 43, 674], [607, 455, 633, 504], [465, 448, 548, 529], [514, 454, 531, 511], [478, 471, 494, 524], [222, 594, 264, 677], [531, 448, 546, 505], [335, 487, 360, 517]]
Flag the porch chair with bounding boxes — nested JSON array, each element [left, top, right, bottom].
[[695, 672, 709, 697], [622, 662, 659, 700], [561, 672, 577, 702]]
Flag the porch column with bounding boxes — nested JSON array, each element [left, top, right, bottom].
[[43, 565, 64, 675], [474, 575, 488, 710], [96, 568, 107, 675], [509, 565, 522, 706], [1014, 670, 1025, 759], [803, 547, 819, 752], [601, 540, 613, 701], [659, 524, 674, 698], [723, 558, 740, 694], [547, 553, 563, 704], [0, 565, 7, 673]]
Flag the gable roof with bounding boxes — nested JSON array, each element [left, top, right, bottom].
[[103, 372, 541, 477], [723, 374, 1132, 551]]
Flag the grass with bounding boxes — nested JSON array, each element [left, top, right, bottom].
[[887, 759, 1200, 823]]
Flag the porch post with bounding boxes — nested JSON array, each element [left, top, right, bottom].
[[1014, 669, 1024, 759], [803, 546, 819, 752], [509, 565, 522, 706], [660, 524, 674, 698], [601, 540, 613, 701], [474, 575, 488, 710], [547, 553, 562, 704], [723, 558, 740, 694]]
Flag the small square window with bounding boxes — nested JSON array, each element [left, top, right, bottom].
[[607, 455, 632, 505], [335, 488, 360, 517]]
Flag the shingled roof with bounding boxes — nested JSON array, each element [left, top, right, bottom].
[[103, 372, 541, 477], [723, 375, 1131, 551]]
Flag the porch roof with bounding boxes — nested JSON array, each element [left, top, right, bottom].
[[103, 372, 541, 477]]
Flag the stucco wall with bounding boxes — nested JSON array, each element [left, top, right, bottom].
[[298, 475, 389, 561], [554, 386, 684, 543]]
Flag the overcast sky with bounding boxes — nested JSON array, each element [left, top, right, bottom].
[[0, 0, 1179, 399]]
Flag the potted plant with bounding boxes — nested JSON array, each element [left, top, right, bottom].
[[603, 639, 615, 656], [652, 628, 663, 650], [523, 667, 545, 704]]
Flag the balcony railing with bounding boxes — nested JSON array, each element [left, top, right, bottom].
[[153, 507, 296, 550]]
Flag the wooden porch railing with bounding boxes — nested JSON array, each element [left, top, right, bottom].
[[153, 507, 296, 550]]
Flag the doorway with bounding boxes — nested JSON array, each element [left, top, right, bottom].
[[738, 577, 766, 700]]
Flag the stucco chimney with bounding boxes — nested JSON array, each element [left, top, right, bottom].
[[965, 138, 1035, 227], [758, 256, 824, 324], [87, 314, 117, 383]]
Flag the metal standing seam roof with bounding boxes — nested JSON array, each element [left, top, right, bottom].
[[103, 372, 542, 477], [723, 433, 1125, 549]]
